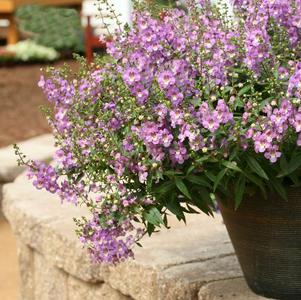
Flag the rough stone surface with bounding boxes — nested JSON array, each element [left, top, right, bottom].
[[157, 255, 242, 300], [17, 242, 35, 300], [198, 278, 272, 300], [0, 134, 54, 183], [68, 277, 131, 300], [3, 171, 269, 300], [34, 252, 68, 300]]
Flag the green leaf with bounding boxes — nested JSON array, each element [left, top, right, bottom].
[[143, 207, 164, 226], [186, 165, 195, 175], [146, 222, 155, 236], [238, 84, 252, 97], [259, 97, 273, 110], [164, 170, 183, 177], [229, 147, 239, 161], [175, 179, 192, 200], [277, 150, 301, 177], [191, 187, 214, 216], [269, 175, 287, 201], [246, 156, 269, 180], [232, 67, 246, 74], [235, 175, 246, 209], [186, 175, 212, 188], [204, 171, 216, 182], [244, 172, 267, 199], [222, 161, 242, 172], [154, 181, 174, 195], [265, 168, 287, 200], [166, 194, 185, 220], [289, 173, 301, 187], [186, 204, 199, 214], [196, 155, 210, 163], [271, 179, 287, 201], [279, 154, 289, 174], [163, 213, 170, 228], [213, 169, 227, 192]]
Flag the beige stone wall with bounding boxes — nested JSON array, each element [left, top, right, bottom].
[[17, 243, 130, 300], [3, 171, 247, 300]]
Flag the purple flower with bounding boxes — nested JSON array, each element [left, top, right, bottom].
[[169, 142, 188, 164], [159, 129, 173, 147], [264, 145, 281, 163], [137, 164, 148, 183], [170, 109, 184, 128], [123, 68, 141, 86], [253, 133, 271, 153], [167, 87, 184, 106], [213, 100, 233, 124], [157, 71, 176, 89], [202, 114, 220, 132]]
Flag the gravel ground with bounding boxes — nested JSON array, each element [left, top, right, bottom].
[[0, 59, 78, 147]]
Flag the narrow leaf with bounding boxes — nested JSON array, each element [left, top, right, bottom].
[[166, 194, 185, 220], [186, 175, 211, 188], [175, 179, 192, 200], [154, 181, 174, 195], [238, 84, 252, 96], [186, 165, 195, 175], [244, 172, 267, 199], [164, 170, 183, 177], [279, 154, 289, 174], [204, 171, 216, 182], [270, 177, 287, 201], [246, 156, 269, 180], [222, 161, 242, 172], [146, 222, 155, 236], [191, 187, 214, 216], [235, 175, 246, 209], [213, 169, 227, 192], [277, 150, 301, 177], [143, 207, 164, 226]]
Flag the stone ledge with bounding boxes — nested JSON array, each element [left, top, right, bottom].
[[3, 171, 270, 300], [0, 134, 54, 183], [198, 278, 273, 300]]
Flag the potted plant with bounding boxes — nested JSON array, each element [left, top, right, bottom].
[[15, 0, 301, 298]]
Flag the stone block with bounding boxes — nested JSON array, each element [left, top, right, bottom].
[[198, 278, 271, 300], [17, 242, 35, 300], [68, 276, 131, 300], [108, 212, 238, 300], [158, 255, 242, 300], [108, 262, 159, 300], [34, 252, 68, 300]]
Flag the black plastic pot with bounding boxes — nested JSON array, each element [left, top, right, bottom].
[[219, 188, 301, 300]]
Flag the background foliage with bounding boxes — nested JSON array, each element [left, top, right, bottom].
[[16, 5, 84, 54]]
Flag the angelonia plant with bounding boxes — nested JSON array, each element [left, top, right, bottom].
[[15, 0, 301, 264]]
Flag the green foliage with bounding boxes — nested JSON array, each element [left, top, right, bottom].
[[16, 5, 84, 53]]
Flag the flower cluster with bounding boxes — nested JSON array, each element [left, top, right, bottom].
[[16, 0, 301, 264]]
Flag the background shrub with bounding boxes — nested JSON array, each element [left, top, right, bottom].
[[16, 5, 84, 54]]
